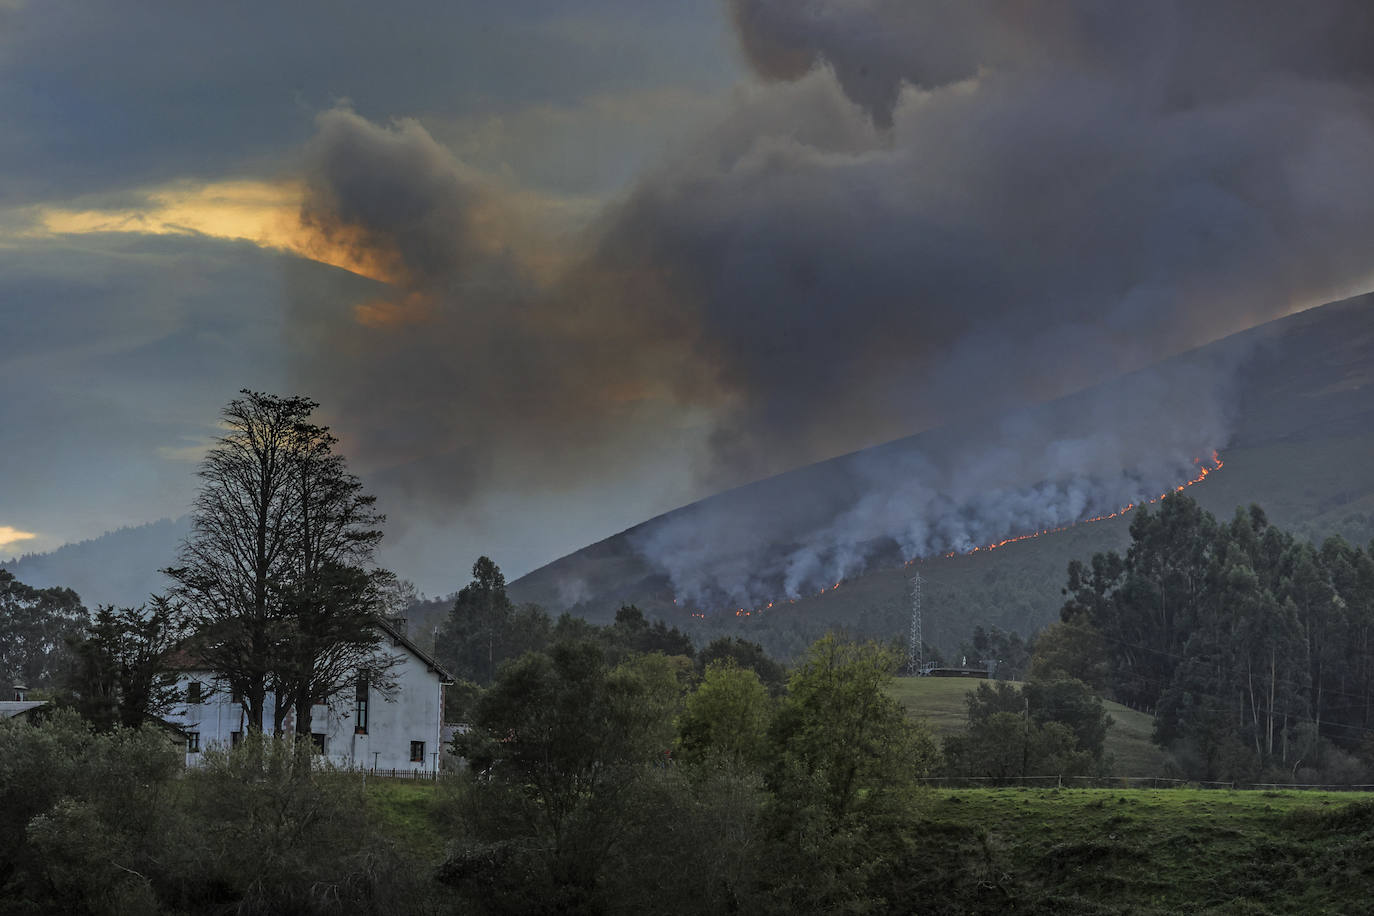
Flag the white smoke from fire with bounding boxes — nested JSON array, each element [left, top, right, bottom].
[[632, 350, 1238, 609]]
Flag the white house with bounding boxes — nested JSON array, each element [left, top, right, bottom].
[[169, 618, 454, 773]]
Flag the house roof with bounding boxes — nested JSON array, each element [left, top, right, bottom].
[[164, 646, 205, 672], [376, 616, 455, 685], [144, 714, 190, 740], [168, 618, 455, 685], [0, 700, 47, 719]]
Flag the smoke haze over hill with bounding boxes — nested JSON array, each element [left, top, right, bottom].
[[632, 351, 1240, 608], [280, 1, 1374, 592], [511, 291, 1374, 628]]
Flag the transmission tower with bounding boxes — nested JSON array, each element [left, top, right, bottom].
[[907, 571, 924, 676]]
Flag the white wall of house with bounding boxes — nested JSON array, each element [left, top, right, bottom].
[[170, 630, 449, 773]]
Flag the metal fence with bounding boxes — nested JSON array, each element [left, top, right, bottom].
[[353, 766, 444, 781]]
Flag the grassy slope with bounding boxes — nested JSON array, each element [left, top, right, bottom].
[[366, 778, 1374, 914], [365, 779, 450, 865], [909, 788, 1374, 914], [888, 676, 1170, 776]]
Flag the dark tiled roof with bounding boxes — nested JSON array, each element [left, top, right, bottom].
[[164, 646, 208, 671], [375, 617, 455, 684], [165, 619, 454, 684]]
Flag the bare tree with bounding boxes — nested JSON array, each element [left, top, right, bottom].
[[166, 391, 396, 736], [275, 420, 397, 738]]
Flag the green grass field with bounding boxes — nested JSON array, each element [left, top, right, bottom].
[[365, 777, 1374, 914], [908, 787, 1374, 914], [887, 676, 1171, 777], [364, 778, 450, 864]]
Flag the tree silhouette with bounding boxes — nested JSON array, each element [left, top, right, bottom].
[[166, 390, 395, 735]]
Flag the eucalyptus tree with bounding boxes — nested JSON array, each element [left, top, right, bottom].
[[437, 557, 549, 686]]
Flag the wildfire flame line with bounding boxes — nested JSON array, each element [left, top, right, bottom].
[[675, 451, 1224, 620]]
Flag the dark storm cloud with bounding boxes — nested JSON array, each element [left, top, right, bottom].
[[727, 1, 1374, 126], [0, 0, 732, 205]]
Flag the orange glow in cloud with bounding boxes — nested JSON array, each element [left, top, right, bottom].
[[0, 525, 38, 552], [22, 176, 583, 302], [25, 179, 399, 283]]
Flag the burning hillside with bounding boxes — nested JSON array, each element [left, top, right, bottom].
[[507, 293, 1372, 655], [673, 451, 1225, 619], [950, 451, 1223, 557]]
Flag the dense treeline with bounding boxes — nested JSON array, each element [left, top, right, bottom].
[[941, 678, 1113, 781], [441, 632, 936, 915], [0, 569, 85, 689], [1048, 494, 1374, 781], [1, 633, 939, 915], [432, 557, 786, 714], [954, 625, 1032, 680], [0, 712, 434, 915]]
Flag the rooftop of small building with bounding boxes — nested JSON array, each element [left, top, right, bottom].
[[164, 616, 455, 685]]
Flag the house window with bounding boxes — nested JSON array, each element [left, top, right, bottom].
[[187, 681, 202, 704], [187, 732, 200, 753], [230, 730, 242, 748], [230, 684, 242, 704], [410, 741, 425, 763], [311, 733, 327, 756], [354, 671, 369, 735]]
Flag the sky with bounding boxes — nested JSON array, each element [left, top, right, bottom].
[[3, 1, 1374, 595]]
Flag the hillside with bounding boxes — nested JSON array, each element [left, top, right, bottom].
[[510, 293, 1374, 658], [1, 516, 189, 608]]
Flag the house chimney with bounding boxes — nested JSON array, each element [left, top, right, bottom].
[[13, 685, 27, 702]]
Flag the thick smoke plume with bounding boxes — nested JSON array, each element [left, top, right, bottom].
[[288, 108, 707, 514], [287, 2, 1374, 593]]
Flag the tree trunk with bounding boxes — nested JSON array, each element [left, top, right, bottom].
[[247, 683, 267, 733], [295, 673, 314, 738], [1267, 648, 1276, 758]]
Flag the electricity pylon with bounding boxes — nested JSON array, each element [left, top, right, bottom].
[[907, 571, 924, 676]]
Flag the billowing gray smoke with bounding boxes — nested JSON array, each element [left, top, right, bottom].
[[630, 347, 1241, 608], [286, 2, 1374, 594]]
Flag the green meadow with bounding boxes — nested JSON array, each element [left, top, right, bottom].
[[887, 675, 1171, 777], [365, 778, 1374, 914]]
